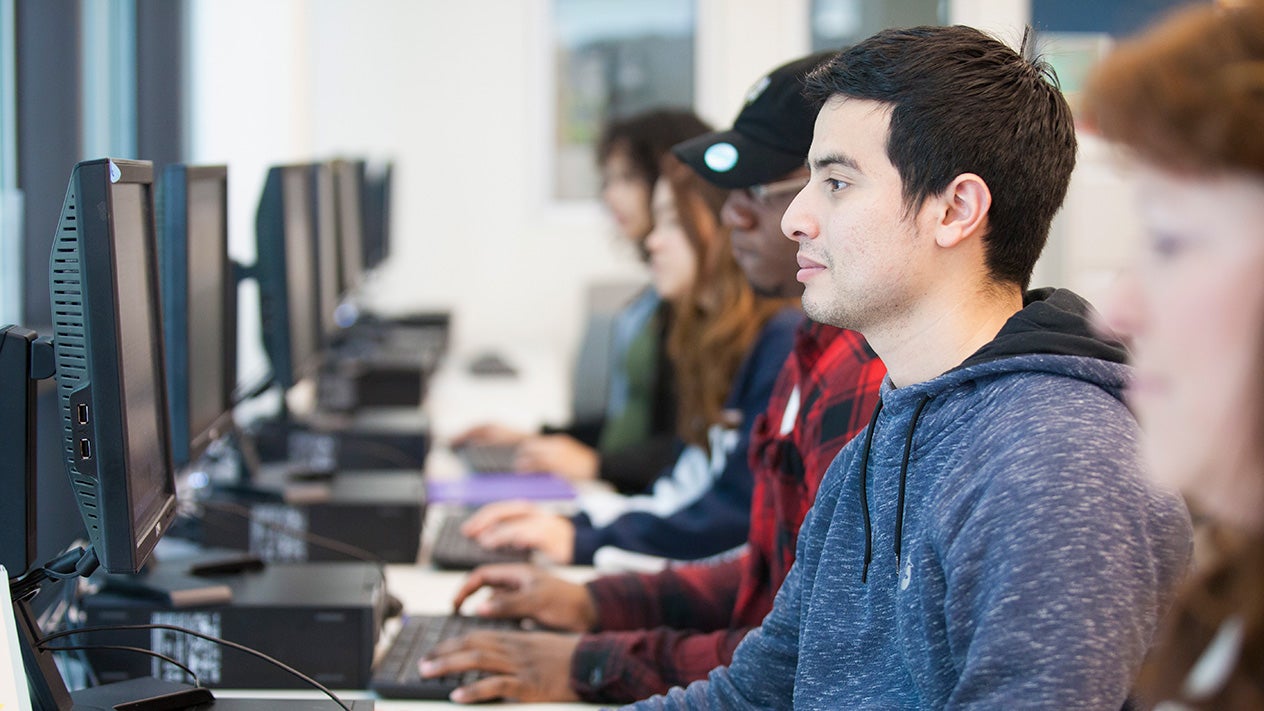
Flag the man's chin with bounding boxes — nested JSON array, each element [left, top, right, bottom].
[[802, 294, 850, 329]]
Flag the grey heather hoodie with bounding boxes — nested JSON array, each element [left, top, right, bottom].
[[627, 288, 1193, 709]]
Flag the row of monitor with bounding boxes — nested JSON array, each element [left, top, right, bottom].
[[172, 158, 393, 467], [257, 160, 383, 394], [6, 155, 394, 582]]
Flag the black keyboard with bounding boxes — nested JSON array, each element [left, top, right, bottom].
[[456, 443, 517, 473], [430, 515, 531, 570], [371, 614, 521, 699]]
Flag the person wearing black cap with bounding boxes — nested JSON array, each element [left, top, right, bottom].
[[416, 51, 889, 705], [672, 53, 832, 300]]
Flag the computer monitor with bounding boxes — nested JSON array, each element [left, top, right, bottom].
[[255, 164, 321, 390], [313, 162, 341, 344], [0, 329, 87, 602], [0, 326, 41, 576], [361, 161, 393, 272], [47, 158, 179, 575], [157, 164, 236, 468], [332, 159, 366, 295]]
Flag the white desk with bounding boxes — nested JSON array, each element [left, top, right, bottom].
[[424, 344, 572, 448]]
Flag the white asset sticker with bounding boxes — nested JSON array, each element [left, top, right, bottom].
[[1, 566, 35, 711]]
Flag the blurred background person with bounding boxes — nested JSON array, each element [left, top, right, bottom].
[[463, 152, 801, 565], [455, 109, 710, 492], [1086, 1, 1264, 707]]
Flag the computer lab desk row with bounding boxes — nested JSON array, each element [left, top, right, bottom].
[[217, 343, 596, 707], [206, 531, 604, 710]]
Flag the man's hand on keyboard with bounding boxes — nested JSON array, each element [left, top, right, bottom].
[[452, 563, 596, 632], [418, 629, 581, 703], [463, 501, 576, 564]]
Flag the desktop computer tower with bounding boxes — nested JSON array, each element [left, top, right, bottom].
[[246, 408, 430, 471], [81, 561, 384, 689], [318, 316, 451, 412], [316, 353, 427, 412], [195, 469, 425, 564]]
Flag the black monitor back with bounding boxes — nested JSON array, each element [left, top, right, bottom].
[[255, 164, 321, 390], [362, 161, 392, 272], [332, 159, 367, 295], [0, 326, 40, 576], [313, 162, 341, 344], [157, 164, 236, 468], [48, 158, 179, 574]]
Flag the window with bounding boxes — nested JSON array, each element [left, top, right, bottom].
[[1, 0, 19, 325], [551, 0, 695, 200], [811, 0, 942, 52]]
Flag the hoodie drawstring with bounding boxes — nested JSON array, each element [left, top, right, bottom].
[[894, 395, 932, 570], [858, 399, 884, 583], [859, 394, 932, 584]]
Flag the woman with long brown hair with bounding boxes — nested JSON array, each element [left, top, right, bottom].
[[463, 153, 801, 566], [453, 109, 711, 492], [1085, 2, 1264, 707]]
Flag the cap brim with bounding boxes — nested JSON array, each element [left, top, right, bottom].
[[672, 130, 806, 190]]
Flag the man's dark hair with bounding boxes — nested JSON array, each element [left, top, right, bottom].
[[804, 25, 1077, 289], [597, 109, 712, 188]]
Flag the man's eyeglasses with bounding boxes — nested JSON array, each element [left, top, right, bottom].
[[746, 176, 809, 204]]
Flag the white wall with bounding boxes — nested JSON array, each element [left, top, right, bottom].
[[186, 0, 1140, 384], [187, 0, 814, 383]]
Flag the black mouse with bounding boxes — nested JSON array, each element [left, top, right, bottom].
[[468, 352, 517, 377]]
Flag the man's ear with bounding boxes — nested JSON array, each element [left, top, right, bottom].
[[932, 173, 991, 249]]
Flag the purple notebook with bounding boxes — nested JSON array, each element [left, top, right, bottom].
[[426, 473, 576, 505]]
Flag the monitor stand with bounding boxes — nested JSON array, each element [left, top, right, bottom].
[[12, 566, 212, 711]]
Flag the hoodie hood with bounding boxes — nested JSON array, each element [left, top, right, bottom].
[[959, 287, 1127, 370], [885, 287, 1131, 409], [855, 287, 1132, 582]]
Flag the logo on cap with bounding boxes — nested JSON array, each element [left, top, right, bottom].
[[704, 142, 739, 173], [745, 75, 771, 105]]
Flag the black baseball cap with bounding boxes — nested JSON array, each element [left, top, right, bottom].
[[673, 51, 837, 189]]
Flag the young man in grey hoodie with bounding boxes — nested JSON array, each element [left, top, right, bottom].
[[626, 25, 1193, 710]]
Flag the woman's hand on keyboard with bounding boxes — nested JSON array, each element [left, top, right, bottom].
[[515, 435, 599, 480], [463, 501, 576, 564], [452, 563, 596, 632]]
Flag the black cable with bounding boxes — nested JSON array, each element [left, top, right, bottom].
[[59, 573, 100, 688], [38, 624, 352, 711], [42, 643, 199, 687], [231, 370, 276, 404]]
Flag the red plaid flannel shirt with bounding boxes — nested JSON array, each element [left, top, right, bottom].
[[570, 322, 885, 702]]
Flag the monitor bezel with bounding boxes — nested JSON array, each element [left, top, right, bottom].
[[332, 159, 367, 296], [50, 158, 179, 574], [158, 164, 236, 467], [255, 163, 322, 390]]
